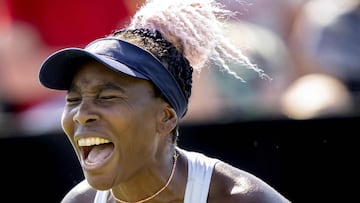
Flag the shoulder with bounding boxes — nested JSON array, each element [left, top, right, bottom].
[[208, 161, 291, 203], [61, 179, 97, 203]]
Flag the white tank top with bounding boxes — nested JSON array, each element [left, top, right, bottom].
[[93, 150, 219, 203], [183, 150, 219, 203]]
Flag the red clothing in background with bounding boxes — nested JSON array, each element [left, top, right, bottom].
[[4, 0, 131, 47]]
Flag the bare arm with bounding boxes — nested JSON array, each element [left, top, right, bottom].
[[209, 161, 291, 203]]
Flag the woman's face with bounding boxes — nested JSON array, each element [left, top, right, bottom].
[[61, 61, 164, 190]]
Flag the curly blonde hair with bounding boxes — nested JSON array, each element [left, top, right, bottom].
[[128, 0, 269, 81]]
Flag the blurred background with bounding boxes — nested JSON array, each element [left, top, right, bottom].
[[0, 0, 359, 202]]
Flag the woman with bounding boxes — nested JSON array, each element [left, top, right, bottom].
[[38, 0, 290, 202]]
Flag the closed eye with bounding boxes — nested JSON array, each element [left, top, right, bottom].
[[99, 96, 117, 100], [66, 97, 81, 103]]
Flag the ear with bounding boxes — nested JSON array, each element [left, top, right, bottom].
[[156, 103, 178, 135]]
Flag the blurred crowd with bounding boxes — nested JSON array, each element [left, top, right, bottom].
[[1, 0, 359, 136], [0, 0, 145, 135]]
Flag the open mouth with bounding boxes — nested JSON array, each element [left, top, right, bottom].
[[78, 137, 114, 166]]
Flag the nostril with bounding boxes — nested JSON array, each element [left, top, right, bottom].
[[72, 100, 99, 124], [86, 118, 97, 123], [73, 113, 99, 125]]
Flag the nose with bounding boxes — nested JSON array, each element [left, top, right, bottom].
[[73, 99, 99, 125]]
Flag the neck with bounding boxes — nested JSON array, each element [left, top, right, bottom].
[[111, 152, 178, 203]]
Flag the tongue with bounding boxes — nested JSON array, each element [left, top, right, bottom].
[[87, 144, 114, 163]]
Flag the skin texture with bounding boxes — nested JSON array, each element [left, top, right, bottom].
[[60, 60, 290, 203]]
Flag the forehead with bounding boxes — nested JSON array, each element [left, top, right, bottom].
[[74, 61, 133, 81], [70, 61, 150, 90]]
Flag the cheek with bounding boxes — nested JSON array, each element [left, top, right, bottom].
[[61, 109, 74, 136]]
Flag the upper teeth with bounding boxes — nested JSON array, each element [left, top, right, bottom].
[[78, 137, 111, 146]]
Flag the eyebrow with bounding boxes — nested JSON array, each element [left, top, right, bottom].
[[68, 82, 127, 93]]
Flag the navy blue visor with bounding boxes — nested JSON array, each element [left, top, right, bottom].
[[39, 38, 187, 117]]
